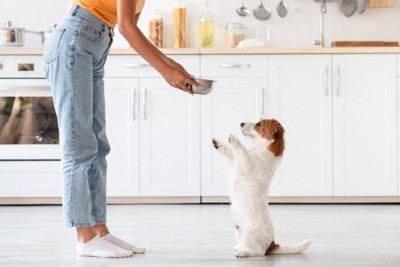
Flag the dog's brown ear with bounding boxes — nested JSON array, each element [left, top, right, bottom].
[[268, 123, 285, 157]]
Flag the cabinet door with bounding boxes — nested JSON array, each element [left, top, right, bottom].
[[105, 78, 140, 196], [201, 77, 267, 196], [268, 55, 333, 196], [139, 78, 201, 196], [333, 55, 397, 196]]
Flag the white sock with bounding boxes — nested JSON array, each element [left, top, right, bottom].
[[102, 233, 146, 254], [76, 236, 133, 258]]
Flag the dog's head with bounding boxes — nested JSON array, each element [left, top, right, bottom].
[[240, 119, 285, 157]]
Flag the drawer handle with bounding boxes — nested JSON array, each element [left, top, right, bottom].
[[218, 64, 251, 68], [123, 63, 150, 68]]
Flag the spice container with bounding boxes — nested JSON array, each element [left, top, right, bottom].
[[172, 0, 186, 48], [148, 10, 163, 48], [224, 23, 245, 48], [199, 0, 214, 48]]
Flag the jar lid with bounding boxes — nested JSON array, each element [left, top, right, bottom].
[[225, 22, 245, 31]]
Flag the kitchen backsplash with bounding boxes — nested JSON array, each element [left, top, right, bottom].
[[1, 0, 399, 48]]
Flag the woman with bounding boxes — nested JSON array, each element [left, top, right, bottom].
[[44, 0, 200, 258]]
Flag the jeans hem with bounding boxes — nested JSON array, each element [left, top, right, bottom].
[[66, 220, 107, 228]]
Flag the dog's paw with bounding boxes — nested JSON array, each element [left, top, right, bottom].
[[234, 249, 251, 258], [228, 134, 239, 145], [212, 138, 220, 149]]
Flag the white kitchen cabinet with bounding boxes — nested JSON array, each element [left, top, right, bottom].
[[105, 55, 201, 197], [139, 78, 201, 196], [104, 78, 140, 197], [332, 55, 397, 196], [268, 55, 333, 196], [200, 55, 268, 196], [268, 54, 397, 197]]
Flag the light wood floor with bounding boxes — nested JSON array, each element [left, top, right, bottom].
[[1, 204, 399, 267]]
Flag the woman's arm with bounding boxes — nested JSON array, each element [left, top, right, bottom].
[[117, 0, 200, 94]]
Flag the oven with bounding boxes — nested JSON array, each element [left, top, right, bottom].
[[0, 56, 60, 159], [0, 55, 61, 198]]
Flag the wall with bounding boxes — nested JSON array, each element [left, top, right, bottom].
[[1, 0, 399, 48]]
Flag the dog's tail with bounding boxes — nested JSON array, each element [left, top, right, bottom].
[[266, 240, 312, 255]]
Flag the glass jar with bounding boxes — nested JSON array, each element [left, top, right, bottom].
[[224, 23, 245, 48], [148, 10, 163, 48], [172, 0, 186, 48]]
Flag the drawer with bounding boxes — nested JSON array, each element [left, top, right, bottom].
[[200, 55, 267, 77], [105, 55, 200, 78], [0, 55, 45, 78]]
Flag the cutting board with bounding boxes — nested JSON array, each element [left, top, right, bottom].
[[332, 41, 399, 47], [368, 0, 394, 7]]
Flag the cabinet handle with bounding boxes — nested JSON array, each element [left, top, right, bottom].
[[324, 65, 328, 97], [336, 65, 340, 97], [123, 63, 150, 68], [218, 63, 251, 68], [259, 87, 266, 118], [143, 88, 148, 120], [132, 88, 137, 121]]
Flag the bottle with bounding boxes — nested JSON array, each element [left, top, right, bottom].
[[148, 10, 163, 48], [224, 23, 245, 48], [199, 0, 214, 48], [172, 0, 186, 48]]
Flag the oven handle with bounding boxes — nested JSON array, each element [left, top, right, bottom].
[[0, 85, 51, 92]]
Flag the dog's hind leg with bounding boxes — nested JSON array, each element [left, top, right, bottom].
[[212, 138, 234, 160], [234, 227, 267, 258]]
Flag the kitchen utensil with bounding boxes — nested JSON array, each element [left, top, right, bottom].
[[331, 41, 400, 47], [190, 78, 216, 95], [357, 0, 368, 13], [340, 0, 357, 17], [0, 21, 25, 47], [368, 0, 394, 7], [236, 0, 250, 17], [253, 0, 271, 21], [276, 0, 289, 17], [0, 21, 50, 47]]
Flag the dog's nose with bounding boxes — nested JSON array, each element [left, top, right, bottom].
[[240, 123, 245, 127]]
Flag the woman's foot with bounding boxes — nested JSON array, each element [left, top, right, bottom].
[[102, 233, 146, 254], [76, 235, 133, 258]]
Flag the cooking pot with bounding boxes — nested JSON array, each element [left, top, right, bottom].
[[0, 21, 54, 47], [0, 21, 25, 47]]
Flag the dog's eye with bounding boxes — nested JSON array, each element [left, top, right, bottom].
[[255, 122, 261, 127]]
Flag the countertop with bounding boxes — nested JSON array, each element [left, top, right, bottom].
[[2, 47, 400, 55]]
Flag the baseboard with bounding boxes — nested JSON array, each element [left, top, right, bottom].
[[201, 196, 400, 204], [1, 196, 400, 205], [0, 197, 201, 205]]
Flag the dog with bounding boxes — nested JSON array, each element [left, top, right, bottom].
[[212, 118, 312, 258]]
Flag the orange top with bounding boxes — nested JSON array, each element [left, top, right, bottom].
[[72, 0, 145, 28]]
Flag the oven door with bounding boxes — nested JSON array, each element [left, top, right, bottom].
[[0, 78, 60, 160]]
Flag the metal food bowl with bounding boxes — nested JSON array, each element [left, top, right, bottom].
[[191, 78, 216, 95]]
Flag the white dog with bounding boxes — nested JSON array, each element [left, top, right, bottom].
[[212, 118, 312, 258]]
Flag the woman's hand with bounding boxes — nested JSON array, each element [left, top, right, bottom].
[[161, 65, 201, 95]]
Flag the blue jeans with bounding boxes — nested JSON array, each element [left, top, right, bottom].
[[44, 5, 114, 227]]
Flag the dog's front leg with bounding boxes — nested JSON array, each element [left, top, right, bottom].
[[212, 138, 234, 160], [228, 134, 251, 173]]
